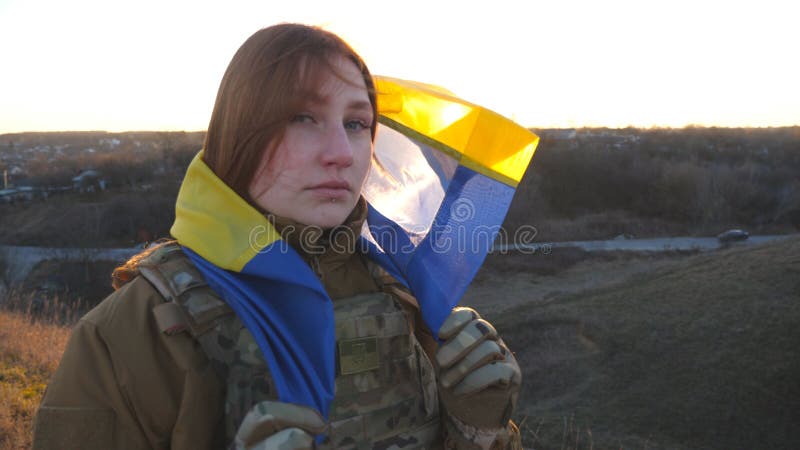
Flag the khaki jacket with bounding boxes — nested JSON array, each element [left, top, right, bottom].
[[33, 276, 224, 450]]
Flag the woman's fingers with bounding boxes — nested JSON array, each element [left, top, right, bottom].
[[235, 401, 326, 448], [438, 307, 479, 341], [451, 359, 522, 396], [244, 427, 315, 450], [436, 318, 498, 369], [439, 339, 505, 389]]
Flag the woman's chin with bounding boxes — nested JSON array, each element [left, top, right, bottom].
[[302, 200, 356, 229]]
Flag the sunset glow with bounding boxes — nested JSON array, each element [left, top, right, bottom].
[[0, 0, 797, 133]]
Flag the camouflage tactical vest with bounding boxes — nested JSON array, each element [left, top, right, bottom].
[[137, 243, 442, 449]]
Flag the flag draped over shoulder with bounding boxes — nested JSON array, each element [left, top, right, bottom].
[[171, 155, 338, 419], [169, 76, 538, 424]]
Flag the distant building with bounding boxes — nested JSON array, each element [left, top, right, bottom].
[[99, 138, 121, 148], [541, 129, 577, 140]]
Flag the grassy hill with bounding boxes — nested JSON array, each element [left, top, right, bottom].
[[495, 237, 800, 449]]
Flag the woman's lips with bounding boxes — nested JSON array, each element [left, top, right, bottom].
[[308, 181, 350, 198]]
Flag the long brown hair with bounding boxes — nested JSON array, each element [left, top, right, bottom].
[[202, 23, 377, 202]]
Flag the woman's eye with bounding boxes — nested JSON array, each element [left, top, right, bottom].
[[291, 114, 315, 124], [344, 119, 369, 131]]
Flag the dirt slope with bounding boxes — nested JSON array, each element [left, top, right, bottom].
[[478, 238, 800, 449]]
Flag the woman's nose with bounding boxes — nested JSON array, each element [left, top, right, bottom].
[[320, 125, 354, 167]]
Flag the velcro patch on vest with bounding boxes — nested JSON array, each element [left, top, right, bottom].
[[338, 336, 379, 375], [176, 291, 233, 336], [153, 302, 189, 335], [336, 310, 409, 340]]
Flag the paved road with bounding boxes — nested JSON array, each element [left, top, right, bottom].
[[491, 234, 795, 254], [0, 245, 138, 283]]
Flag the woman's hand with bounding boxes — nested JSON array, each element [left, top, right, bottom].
[[436, 307, 522, 448], [233, 401, 326, 450]]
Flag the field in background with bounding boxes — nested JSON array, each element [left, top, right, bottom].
[[1, 127, 799, 248], [0, 131, 201, 248], [511, 127, 800, 241], [468, 237, 800, 449]]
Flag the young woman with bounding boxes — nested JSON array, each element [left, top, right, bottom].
[[33, 24, 522, 450]]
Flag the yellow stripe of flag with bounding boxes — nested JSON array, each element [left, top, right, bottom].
[[374, 76, 538, 185], [171, 152, 282, 272]]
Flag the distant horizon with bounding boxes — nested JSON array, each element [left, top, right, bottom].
[[3, 123, 800, 137]]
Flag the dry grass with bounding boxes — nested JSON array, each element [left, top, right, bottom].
[[517, 414, 597, 450], [0, 309, 70, 450]]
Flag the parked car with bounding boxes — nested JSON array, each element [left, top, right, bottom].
[[717, 229, 749, 243], [72, 169, 104, 193], [0, 188, 16, 204], [0, 186, 46, 204]]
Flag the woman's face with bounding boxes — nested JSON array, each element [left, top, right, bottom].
[[249, 56, 374, 228]]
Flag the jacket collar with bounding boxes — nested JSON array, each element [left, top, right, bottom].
[[268, 196, 367, 261]]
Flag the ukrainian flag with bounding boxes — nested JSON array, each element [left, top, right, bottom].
[[365, 76, 538, 334], [171, 77, 538, 424]]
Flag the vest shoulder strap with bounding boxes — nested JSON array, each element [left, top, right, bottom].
[[365, 259, 420, 310], [364, 258, 439, 358], [136, 243, 233, 337], [135, 243, 277, 442]]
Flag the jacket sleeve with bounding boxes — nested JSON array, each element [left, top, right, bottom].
[[32, 277, 223, 450]]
